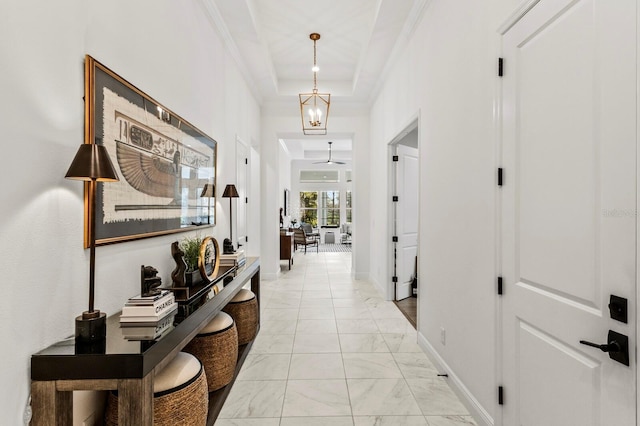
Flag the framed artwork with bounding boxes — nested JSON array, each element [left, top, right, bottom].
[[284, 189, 290, 216], [83, 55, 217, 247]]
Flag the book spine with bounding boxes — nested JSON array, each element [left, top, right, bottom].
[[127, 289, 170, 303], [123, 315, 175, 337], [122, 296, 175, 317], [125, 293, 173, 307], [120, 305, 177, 323]]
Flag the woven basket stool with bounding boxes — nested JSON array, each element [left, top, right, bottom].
[[104, 352, 208, 426], [183, 311, 238, 391], [222, 289, 258, 345]]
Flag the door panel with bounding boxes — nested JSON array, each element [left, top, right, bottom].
[[517, 0, 599, 305], [518, 320, 600, 426], [396, 144, 419, 300], [236, 137, 248, 248], [501, 0, 636, 424]]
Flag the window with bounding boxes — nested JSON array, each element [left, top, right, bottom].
[[299, 191, 345, 227], [300, 170, 339, 183], [299, 191, 318, 227], [320, 191, 340, 226]]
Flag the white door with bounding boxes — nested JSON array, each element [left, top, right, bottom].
[[395, 144, 419, 300], [501, 0, 636, 425], [236, 137, 248, 249]]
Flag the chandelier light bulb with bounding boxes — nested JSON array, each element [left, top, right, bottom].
[[308, 108, 322, 127]]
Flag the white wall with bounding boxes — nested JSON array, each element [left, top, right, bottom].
[[369, 0, 517, 423], [279, 141, 293, 228], [0, 1, 260, 424], [247, 145, 261, 257]]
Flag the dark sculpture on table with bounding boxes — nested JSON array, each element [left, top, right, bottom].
[[223, 238, 235, 254], [171, 241, 187, 288], [141, 265, 162, 297]]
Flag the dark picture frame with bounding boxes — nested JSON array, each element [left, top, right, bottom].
[[284, 189, 290, 216], [83, 55, 217, 247]]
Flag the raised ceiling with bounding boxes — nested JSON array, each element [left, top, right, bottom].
[[203, 0, 428, 158]]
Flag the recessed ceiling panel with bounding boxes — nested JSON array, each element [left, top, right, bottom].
[[209, 0, 423, 102]]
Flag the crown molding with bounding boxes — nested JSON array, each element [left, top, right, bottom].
[[369, 0, 432, 103], [199, 0, 264, 104]]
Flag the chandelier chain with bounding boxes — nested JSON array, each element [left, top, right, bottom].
[[313, 38, 317, 91]]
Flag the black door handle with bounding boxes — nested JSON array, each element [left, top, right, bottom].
[[579, 330, 629, 366], [579, 339, 621, 353]]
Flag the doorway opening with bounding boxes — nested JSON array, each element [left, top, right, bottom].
[[236, 136, 249, 251], [389, 119, 419, 328]]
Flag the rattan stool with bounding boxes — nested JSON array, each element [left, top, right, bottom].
[[104, 352, 208, 426], [184, 311, 238, 391], [222, 289, 258, 345]]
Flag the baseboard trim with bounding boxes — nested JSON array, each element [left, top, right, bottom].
[[417, 332, 495, 426], [354, 272, 369, 281]]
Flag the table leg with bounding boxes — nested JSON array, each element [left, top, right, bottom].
[[31, 381, 72, 426], [251, 268, 261, 326], [117, 374, 153, 426]]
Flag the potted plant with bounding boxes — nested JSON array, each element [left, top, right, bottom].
[[180, 235, 204, 286]]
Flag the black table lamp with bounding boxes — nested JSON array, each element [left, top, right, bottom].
[[222, 184, 239, 252], [65, 144, 119, 342], [200, 183, 215, 224]]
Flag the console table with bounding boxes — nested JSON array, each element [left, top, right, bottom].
[[280, 232, 294, 269], [30, 257, 260, 426]]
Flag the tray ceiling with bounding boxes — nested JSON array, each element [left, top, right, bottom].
[[203, 0, 428, 158], [207, 0, 426, 104]]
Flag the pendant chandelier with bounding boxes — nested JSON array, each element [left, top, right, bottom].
[[299, 33, 330, 135]]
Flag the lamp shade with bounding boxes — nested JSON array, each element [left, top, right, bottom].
[[200, 183, 215, 198], [65, 144, 119, 181], [222, 184, 239, 198]]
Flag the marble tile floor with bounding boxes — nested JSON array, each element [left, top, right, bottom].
[[215, 252, 476, 426]]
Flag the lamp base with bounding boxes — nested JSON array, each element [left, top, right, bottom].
[[75, 311, 107, 342], [75, 337, 106, 354]]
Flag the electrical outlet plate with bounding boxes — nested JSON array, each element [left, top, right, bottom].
[[440, 327, 446, 345]]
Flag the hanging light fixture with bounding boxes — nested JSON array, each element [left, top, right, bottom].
[[299, 33, 330, 135]]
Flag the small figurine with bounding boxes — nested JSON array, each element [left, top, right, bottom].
[[170, 241, 187, 287], [141, 265, 162, 297], [223, 238, 235, 254]]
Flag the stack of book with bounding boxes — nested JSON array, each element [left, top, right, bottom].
[[220, 249, 246, 267], [119, 289, 177, 327], [121, 312, 176, 340]]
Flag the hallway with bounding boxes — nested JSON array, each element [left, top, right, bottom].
[[215, 252, 475, 425]]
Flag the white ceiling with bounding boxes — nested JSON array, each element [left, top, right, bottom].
[[204, 0, 428, 159]]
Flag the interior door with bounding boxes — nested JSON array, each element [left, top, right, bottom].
[[501, 0, 636, 424], [236, 137, 248, 249], [395, 144, 419, 300]]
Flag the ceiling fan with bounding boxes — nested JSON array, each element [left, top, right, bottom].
[[313, 141, 346, 165]]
